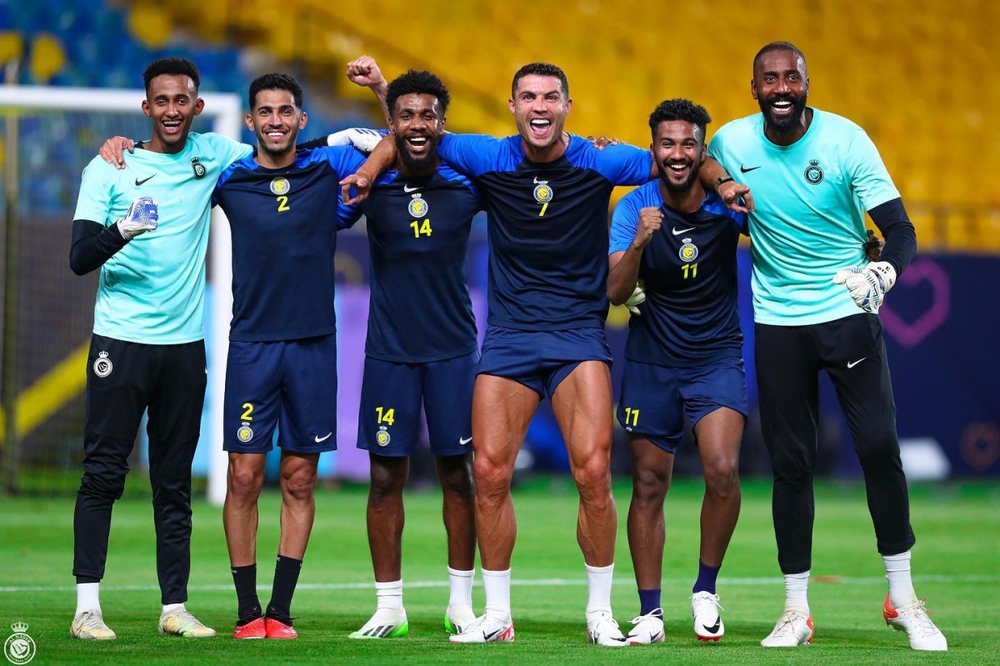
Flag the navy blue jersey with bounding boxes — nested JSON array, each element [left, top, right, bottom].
[[438, 133, 652, 331], [609, 182, 745, 367], [360, 164, 481, 362], [214, 146, 365, 341]]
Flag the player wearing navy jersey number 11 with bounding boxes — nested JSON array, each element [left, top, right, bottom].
[[342, 62, 751, 648], [608, 99, 747, 646], [707, 42, 945, 651], [336, 58, 479, 642], [212, 73, 365, 640], [69, 57, 252, 642]]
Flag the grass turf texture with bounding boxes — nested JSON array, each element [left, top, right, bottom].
[[1, 478, 997, 665]]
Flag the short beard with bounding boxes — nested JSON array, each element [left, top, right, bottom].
[[395, 133, 438, 172], [759, 92, 808, 133], [656, 161, 699, 195]]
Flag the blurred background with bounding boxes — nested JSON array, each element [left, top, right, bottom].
[[0, 0, 997, 496]]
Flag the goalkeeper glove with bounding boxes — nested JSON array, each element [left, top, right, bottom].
[[117, 196, 159, 241], [623, 280, 646, 316], [833, 261, 896, 314], [325, 127, 387, 154]]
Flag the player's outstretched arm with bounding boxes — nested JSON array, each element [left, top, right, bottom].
[[70, 196, 159, 275], [340, 133, 397, 204], [99, 136, 136, 169], [346, 54, 391, 128], [699, 157, 754, 213]]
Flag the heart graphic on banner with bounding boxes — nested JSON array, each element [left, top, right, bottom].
[[880, 258, 950, 349]]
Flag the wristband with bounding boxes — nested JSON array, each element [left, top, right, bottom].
[[716, 176, 734, 187]]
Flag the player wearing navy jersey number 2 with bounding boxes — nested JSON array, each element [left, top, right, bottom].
[[707, 42, 945, 651], [334, 57, 479, 641], [69, 57, 252, 642], [343, 63, 751, 647], [212, 73, 365, 640], [607, 99, 747, 646]]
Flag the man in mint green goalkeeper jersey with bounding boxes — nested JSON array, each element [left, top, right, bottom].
[[68, 57, 252, 641], [707, 42, 946, 652]]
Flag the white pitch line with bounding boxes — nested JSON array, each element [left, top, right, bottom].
[[1, 574, 997, 594]]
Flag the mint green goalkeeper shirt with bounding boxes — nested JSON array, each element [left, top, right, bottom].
[[74, 132, 252, 344], [707, 109, 900, 325]]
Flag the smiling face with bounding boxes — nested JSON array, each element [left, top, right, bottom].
[[247, 88, 306, 167], [509, 74, 572, 160], [391, 92, 445, 174], [652, 119, 705, 195], [752, 48, 810, 142], [141, 74, 203, 154]]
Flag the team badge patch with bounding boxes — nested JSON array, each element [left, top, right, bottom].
[[532, 178, 553, 203], [678, 238, 699, 263], [93, 351, 113, 378], [407, 195, 428, 218], [376, 427, 391, 447], [804, 159, 824, 185], [237, 423, 254, 443], [269, 177, 291, 195]]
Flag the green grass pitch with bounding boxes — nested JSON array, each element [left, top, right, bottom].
[[1, 478, 997, 664]]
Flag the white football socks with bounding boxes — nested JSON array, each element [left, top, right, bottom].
[[481, 568, 511, 622], [585, 563, 615, 617], [884, 550, 917, 608], [75, 582, 101, 616], [447, 566, 474, 608], [783, 571, 810, 614], [375, 579, 404, 611]]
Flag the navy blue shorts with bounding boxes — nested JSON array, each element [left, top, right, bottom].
[[357, 351, 477, 457], [477, 326, 612, 398], [223, 335, 338, 454], [617, 356, 748, 453]]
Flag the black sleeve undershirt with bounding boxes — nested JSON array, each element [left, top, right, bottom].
[[868, 198, 917, 276], [70, 219, 127, 276]]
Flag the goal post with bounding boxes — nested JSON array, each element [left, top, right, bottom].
[[0, 85, 240, 505]]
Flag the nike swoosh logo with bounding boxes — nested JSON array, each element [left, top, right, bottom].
[[314, 432, 333, 443], [847, 357, 867, 369], [403, 184, 419, 193], [533, 176, 547, 184], [703, 617, 722, 633], [740, 165, 761, 173], [459, 436, 473, 445], [135, 175, 155, 186], [672, 227, 696, 235], [484, 627, 504, 641]]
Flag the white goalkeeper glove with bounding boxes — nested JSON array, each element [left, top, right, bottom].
[[623, 279, 646, 316], [833, 261, 896, 314], [117, 196, 158, 241], [325, 127, 387, 154]]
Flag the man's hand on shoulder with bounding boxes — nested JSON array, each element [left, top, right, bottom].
[[100, 136, 136, 169]]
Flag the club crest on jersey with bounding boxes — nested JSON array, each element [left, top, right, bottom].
[[678, 238, 699, 263], [376, 427, 391, 447], [269, 177, 291, 195], [804, 159, 824, 185], [237, 422, 254, 443], [408, 194, 428, 218], [93, 351, 113, 378], [191, 156, 206, 179], [533, 179, 553, 204]]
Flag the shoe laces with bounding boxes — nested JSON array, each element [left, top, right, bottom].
[[78, 610, 107, 627], [629, 608, 663, 625], [772, 611, 806, 636], [164, 608, 202, 626], [900, 599, 939, 637], [692, 592, 725, 612]]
